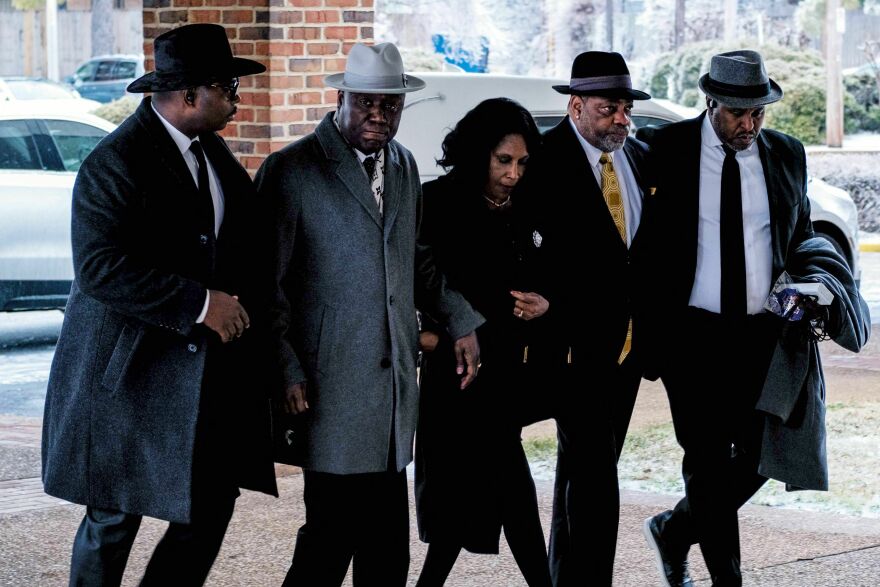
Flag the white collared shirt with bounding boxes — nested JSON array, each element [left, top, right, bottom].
[[568, 117, 642, 246], [688, 114, 772, 314], [151, 102, 225, 237], [151, 102, 226, 324]]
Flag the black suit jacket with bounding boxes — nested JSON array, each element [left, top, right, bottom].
[[517, 117, 652, 371], [638, 113, 814, 373]]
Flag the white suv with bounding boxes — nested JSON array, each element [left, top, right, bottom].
[[0, 106, 115, 311], [395, 72, 861, 280]]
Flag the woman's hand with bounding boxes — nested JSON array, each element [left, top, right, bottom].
[[511, 290, 549, 321]]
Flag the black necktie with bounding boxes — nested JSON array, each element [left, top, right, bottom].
[[720, 144, 746, 316], [189, 141, 216, 232], [363, 155, 376, 181]]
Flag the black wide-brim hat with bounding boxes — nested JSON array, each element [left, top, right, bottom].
[[698, 50, 783, 108], [128, 24, 265, 93], [553, 51, 650, 101]]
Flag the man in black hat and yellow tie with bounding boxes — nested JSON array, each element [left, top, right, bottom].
[[637, 50, 816, 587], [41, 23, 275, 586], [515, 50, 653, 586]]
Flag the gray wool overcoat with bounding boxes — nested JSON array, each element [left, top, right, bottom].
[[41, 99, 277, 524], [254, 113, 483, 475]]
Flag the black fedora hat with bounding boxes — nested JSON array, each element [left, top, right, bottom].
[[699, 50, 783, 108], [128, 24, 265, 93], [553, 51, 650, 101]]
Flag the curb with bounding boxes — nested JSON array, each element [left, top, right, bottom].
[[860, 243, 880, 252]]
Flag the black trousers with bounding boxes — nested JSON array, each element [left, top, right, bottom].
[[660, 308, 779, 587], [548, 353, 642, 587], [283, 468, 410, 587], [68, 495, 236, 587]]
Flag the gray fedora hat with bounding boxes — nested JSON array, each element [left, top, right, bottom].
[[325, 43, 425, 94], [699, 50, 783, 108]]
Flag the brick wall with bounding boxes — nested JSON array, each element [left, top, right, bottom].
[[142, 0, 374, 172]]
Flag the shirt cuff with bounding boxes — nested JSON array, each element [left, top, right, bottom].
[[195, 290, 210, 324]]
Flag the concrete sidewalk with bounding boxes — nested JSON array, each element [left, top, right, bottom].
[[1, 413, 879, 586]]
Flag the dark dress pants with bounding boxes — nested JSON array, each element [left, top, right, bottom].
[[69, 496, 236, 587], [283, 468, 410, 587], [548, 355, 642, 587], [659, 308, 779, 587], [69, 349, 239, 587]]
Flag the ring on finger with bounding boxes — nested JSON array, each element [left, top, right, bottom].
[[517, 309, 524, 318]]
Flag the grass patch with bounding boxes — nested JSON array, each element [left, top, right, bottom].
[[526, 403, 880, 518]]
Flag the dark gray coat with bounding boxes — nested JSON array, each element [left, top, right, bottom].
[[41, 99, 277, 524], [255, 113, 483, 475], [757, 237, 870, 491]]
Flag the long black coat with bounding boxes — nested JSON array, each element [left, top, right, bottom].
[[41, 99, 277, 524], [414, 176, 548, 553], [516, 118, 652, 372]]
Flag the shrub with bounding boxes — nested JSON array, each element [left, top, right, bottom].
[[91, 98, 139, 125]]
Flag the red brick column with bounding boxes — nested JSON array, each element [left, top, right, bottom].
[[142, 0, 374, 172]]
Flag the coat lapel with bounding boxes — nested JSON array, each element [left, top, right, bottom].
[[315, 115, 383, 229], [757, 132, 786, 277], [381, 143, 403, 233], [137, 99, 200, 196]]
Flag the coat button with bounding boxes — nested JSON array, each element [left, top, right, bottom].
[[199, 234, 209, 245], [380, 358, 392, 369], [389, 295, 395, 305], [187, 343, 198, 353]]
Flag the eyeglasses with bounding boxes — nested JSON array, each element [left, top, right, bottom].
[[354, 95, 403, 115], [207, 78, 240, 101]]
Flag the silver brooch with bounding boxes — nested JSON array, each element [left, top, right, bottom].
[[532, 230, 543, 248]]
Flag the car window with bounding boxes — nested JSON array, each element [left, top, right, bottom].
[[94, 61, 116, 82], [631, 115, 674, 131], [534, 115, 564, 134], [0, 120, 42, 170], [75, 61, 98, 82], [43, 120, 108, 172], [113, 61, 137, 79]]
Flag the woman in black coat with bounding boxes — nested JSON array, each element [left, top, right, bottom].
[[415, 98, 552, 586]]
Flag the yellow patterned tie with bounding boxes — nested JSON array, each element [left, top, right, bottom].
[[599, 152, 632, 364]]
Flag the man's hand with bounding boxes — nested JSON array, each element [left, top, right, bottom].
[[281, 382, 309, 415], [419, 331, 440, 352], [453, 331, 480, 390], [511, 290, 549, 321], [203, 290, 250, 343]]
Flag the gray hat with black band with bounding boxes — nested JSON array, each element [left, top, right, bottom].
[[325, 43, 425, 94], [699, 50, 783, 108]]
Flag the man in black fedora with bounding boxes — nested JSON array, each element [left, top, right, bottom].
[[515, 50, 653, 586], [637, 50, 814, 587], [41, 23, 276, 586], [255, 42, 482, 586]]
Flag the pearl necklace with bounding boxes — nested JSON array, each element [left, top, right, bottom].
[[483, 194, 511, 208]]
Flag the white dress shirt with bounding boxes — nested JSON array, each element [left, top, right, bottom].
[[151, 103, 226, 324], [688, 114, 772, 315], [568, 117, 642, 246]]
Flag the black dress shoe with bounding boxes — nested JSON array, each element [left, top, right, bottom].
[[643, 512, 694, 587]]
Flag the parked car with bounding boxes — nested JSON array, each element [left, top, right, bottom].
[[67, 54, 144, 104], [0, 107, 116, 311], [395, 72, 861, 280], [0, 76, 102, 114]]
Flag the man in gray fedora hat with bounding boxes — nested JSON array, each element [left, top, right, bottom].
[[637, 50, 816, 586], [515, 50, 653, 586], [255, 42, 483, 586], [41, 23, 275, 586]]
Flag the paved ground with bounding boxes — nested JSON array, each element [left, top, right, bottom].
[[2, 257, 879, 585]]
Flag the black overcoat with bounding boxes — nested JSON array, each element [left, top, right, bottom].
[[41, 98, 277, 524]]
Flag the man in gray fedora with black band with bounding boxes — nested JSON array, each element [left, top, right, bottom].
[[41, 24, 276, 586], [255, 42, 483, 586], [637, 50, 815, 587]]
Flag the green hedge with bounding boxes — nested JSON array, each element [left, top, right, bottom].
[[647, 40, 874, 143]]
